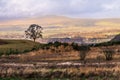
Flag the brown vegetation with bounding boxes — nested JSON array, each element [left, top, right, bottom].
[[0, 41, 120, 79]]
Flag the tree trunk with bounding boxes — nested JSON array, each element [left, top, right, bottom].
[[33, 38, 36, 42]]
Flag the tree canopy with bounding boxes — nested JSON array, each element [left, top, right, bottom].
[[25, 24, 43, 42]]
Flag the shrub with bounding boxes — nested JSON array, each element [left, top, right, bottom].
[[32, 45, 41, 51], [102, 47, 115, 61], [48, 42, 53, 46], [14, 49, 19, 54], [62, 43, 69, 47], [71, 43, 79, 51], [53, 41, 62, 47], [5, 48, 14, 55], [0, 51, 3, 57], [78, 45, 90, 60], [23, 49, 30, 53]]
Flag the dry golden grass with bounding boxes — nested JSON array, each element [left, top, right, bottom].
[[14, 44, 120, 62], [0, 44, 120, 79]]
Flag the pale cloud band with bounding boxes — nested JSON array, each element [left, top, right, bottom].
[[0, 0, 120, 20]]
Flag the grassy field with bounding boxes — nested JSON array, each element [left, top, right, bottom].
[[0, 39, 40, 56]]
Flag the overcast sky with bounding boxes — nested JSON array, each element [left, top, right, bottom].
[[0, 0, 120, 20]]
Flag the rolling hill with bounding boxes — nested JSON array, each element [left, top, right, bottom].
[[0, 39, 40, 55], [111, 34, 120, 42]]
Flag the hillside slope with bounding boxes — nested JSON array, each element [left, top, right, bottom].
[[0, 39, 40, 55], [111, 34, 120, 42]]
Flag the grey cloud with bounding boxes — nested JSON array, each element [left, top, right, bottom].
[[0, 0, 120, 20]]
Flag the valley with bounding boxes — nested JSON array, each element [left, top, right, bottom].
[[0, 16, 120, 44]]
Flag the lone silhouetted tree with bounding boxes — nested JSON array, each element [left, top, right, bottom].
[[25, 24, 43, 42]]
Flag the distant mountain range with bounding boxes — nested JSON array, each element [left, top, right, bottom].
[[1, 15, 120, 27]]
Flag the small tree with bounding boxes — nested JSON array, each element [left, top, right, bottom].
[[79, 45, 90, 60], [25, 24, 43, 42], [102, 47, 115, 61]]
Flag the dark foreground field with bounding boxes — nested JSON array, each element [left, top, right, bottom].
[[0, 60, 120, 80], [0, 39, 120, 80]]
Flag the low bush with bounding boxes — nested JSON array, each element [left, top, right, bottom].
[[78, 45, 90, 60], [102, 47, 115, 61]]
